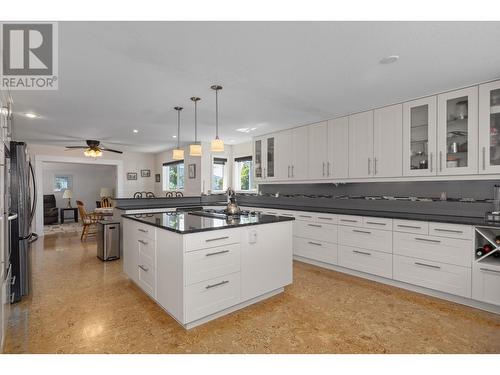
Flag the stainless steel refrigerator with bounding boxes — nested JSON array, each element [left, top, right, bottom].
[[9, 141, 37, 302]]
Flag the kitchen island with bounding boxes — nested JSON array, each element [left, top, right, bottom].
[[122, 210, 294, 329]]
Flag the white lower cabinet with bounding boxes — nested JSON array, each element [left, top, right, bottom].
[[293, 237, 338, 265], [338, 245, 393, 278], [294, 221, 337, 243], [393, 255, 471, 298], [338, 225, 393, 254], [472, 262, 500, 306]]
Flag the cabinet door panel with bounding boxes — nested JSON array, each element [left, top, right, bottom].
[[348, 111, 374, 178], [327, 117, 349, 178], [291, 127, 309, 180], [403, 96, 437, 176], [308, 122, 328, 179], [437, 86, 478, 175], [374, 104, 403, 177], [275, 131, 292, 180], [253, 137, 264, 180], [479, 80, 500, 174]]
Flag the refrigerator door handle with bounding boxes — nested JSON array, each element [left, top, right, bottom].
[[29, 161, 37, 226]]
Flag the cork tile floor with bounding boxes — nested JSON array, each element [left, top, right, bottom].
[[3, 232, 500, 354]]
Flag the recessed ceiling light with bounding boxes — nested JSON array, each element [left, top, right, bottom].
[[24, 112, 38, 118], [380, 55, 399, 64], [133, 129, 139, 133], [172, 135, 177, 138]]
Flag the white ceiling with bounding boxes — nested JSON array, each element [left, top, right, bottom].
[[9, 21, 500, 153]]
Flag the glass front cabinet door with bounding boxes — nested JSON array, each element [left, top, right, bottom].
[[479, 80, 500, 174], [403, 96, 437, 176], [254, 137, 263, 180], [253, 135, 276, 181], [436, 86, 478, 175]]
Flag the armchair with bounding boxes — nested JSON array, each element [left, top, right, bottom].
[[43, 194, 59, 225]]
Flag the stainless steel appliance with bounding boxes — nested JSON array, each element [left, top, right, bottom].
[[97, 221, 120, 261], [9, 141, 37, 302]]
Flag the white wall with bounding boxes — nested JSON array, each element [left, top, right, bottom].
[[42, 162, 116, 212], [29, 144, 156, 198]]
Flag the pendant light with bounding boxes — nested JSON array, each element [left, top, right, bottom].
[[172, 106, 184, 160], [189, 97, 202, 156], [210, 84, 224, 152]]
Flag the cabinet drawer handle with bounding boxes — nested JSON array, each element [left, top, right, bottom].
[[433, 228, 463, 234], [267, 212, 277, 215], [322, 162, 325, 177], [308, 241, 322, 246], [206, 236, 230, 242], [374, 157, 378, 175], [340, 219, 357, 223], [367, 158, 371, 175], [308, 224, 322, 228], [138, 228, 148, 233], [206, 280, 229, 289], [353, 250, 371, 256], [397, 224, 421, 229], [415, 237, 441, 243], [430, 152, 433, 173], [415, 262, 441, 270], [439, 151, 443, 172], [299, 215, 312, 218], [482, 147, 486, 171], [366, 221, 386, 226], [353, 229, 371, 234], [318, 217, 333, 220], [138, 265, 149, 272], [206, 249, 229, 257], [282, 214, 294, 217], [11, 275, 16, 286], [480, 268, 500, 274], [138, 240, 148, 245], [288, 165, 290, 178], [327, 162, 330, 176]]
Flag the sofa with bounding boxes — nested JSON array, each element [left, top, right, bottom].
[[43, 194, 59, 225]]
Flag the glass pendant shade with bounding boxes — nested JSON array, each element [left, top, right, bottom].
[[189, 143, 202, 156], [84, 148, 102, 158], [211, 137, 224, 152], [172, 148, 184, 160]]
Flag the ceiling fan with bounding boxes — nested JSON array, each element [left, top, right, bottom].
[[65, 140, 123, 157]]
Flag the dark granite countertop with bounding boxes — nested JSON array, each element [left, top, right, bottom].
[[122, 211, 295, 234], [115, 202, 226, 210]]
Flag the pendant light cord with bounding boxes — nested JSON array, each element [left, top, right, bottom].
[[215, 88, 219, 139], [177, 110, 180, 148], [194, 100, 198, 143]]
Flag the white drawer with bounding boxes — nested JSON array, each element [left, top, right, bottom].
[[393, 232, 472, 268], [338, 245, 393, 279], [185, 243, 240, 286], [137, 237, 156, 260], [184, 228, 240, 252], [293, 237, 338, 265], [263, 209, 280, 216], [393, 255, 471, 298], [393, 219, 429, 235], [295, 212, 316, 222], [315, 213, 338, 225], [472, 262, 500, 306], [184, 272, 241, 323], [338, 226, 393, 254], [337, 215, 363, 227], [278, 212, 296, 219], [428, 222, 473, 240], [138, 253, 156, 298], [362, 217, 393, 231], [133, 222, 157, 241], [294, 221, 337, 244]]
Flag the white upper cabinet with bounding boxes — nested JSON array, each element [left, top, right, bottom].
[[348, 111, 374, 178], [437, 86, 478, 175], [479, 80, 500, 174], [403, 96, 437, 176], [373, 104, 403, 178], [275, 131, 292, 180], [327, 117, 349, 178], [290, 126, 309, 180], [254, 134, 277, 181], [308, 122, 328, 179]]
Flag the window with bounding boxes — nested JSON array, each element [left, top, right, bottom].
[[162, 161, 184, 191], [234, 156, 255, 191], [212, 157, 227, 192], [54, 175, 72, 192]]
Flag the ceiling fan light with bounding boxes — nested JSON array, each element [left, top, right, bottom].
[[189, 143, 202, 157], [84, 148, 102, 158], [211, 137, 224, 153], [172, 148, 184, 160]]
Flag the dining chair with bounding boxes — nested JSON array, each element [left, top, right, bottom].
[[100, 197, 112, 208], [76, 200, 102, 241]]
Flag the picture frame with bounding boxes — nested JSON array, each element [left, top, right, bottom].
[[141, 169, 151, 178], [188, 163, 196, 179], [155, 173, 161, 183], [127, 172, 137, 180]]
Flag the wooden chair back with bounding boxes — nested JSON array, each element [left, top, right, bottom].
[[76, 200, 92, 224], [100, 197, 112, 208]]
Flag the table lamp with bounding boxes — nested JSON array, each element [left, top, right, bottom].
[[100, 188, 113, 198], [62, 189, 73, 208]]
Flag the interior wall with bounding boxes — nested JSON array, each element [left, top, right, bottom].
[[42, 162, 116, 212]]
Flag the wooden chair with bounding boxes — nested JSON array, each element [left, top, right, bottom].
[[100, 197, 112, 208], [76, 200, 102, 241]]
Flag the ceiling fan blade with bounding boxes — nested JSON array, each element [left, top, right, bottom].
[[65, 146, 87, 149], [101, 148, 123, 154]]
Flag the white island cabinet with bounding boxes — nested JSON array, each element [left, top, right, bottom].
[[122, 215, 293, 329]]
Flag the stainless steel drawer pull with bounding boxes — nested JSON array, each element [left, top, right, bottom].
[[353, 229, 371, 234], [366, 221, 386, 226], [397, 224, 421, 229], [206, 280, 229, 289], [415, 237, 441, 243], [308, 224, 322, 228], [308, 241, 322, 246], [206, 250, 230, 257], [318, 217, 333, 220], [353, 250, 371, 256], [340, 219, 357, 223], [480, 268, 500, 274], [138, 265, 149, 272], [138, 240, 148, 245], [299, 215, 312, 218], [415, 262, 441, 270], [434, 228, 463, 234], [138, 228, 148, 233], [267, 212, 277, 215], [282, 214, 294, 217], [206, 236, 230, 242]]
